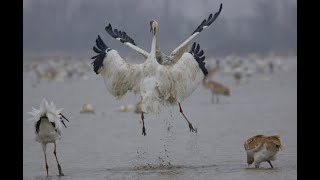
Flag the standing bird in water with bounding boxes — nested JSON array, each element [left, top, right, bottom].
[[244, 135, 282, 168], [92, 4, 223, 136], [202, 61, 230, 103], [202, 77, 230, 103], [28, 98, 69, 177]]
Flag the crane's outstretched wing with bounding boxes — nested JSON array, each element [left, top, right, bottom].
[[105, 23, 150, 59], [156, 42, 208, 103], [165, 3, 222, 65], [91, 35, 143, 98]]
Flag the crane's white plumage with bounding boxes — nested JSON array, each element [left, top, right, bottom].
[[98, 49, 143, 98], [29, 99, 64, 139], [99, 5, 224, 135], [139, 51, 204, 113], [91, 7, 222, 135], [92, 32, 205, 114], [160, 53, 204, 102], [28, 98, 69, 176]]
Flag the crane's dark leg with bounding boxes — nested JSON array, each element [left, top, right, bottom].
[[53, 142, 64, 176], [141, 112, 146, 136], [267, 161, 274, 168], [178, 103, 197, 133]]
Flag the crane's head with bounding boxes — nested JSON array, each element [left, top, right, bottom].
[[150, 20, 158, 36]]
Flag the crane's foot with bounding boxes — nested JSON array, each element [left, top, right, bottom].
[[189, 123, 197, 133], [142, 126, 146, 136], [58, 165, 64, 176], [45, 164, 49, 177]]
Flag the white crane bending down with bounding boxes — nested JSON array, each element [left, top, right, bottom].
[[91, 5, 222, 136], [105, 3, 223, 66], [28, 98, 69, 177]]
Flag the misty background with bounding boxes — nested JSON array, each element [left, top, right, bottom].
[[23, 0, 297, 59]]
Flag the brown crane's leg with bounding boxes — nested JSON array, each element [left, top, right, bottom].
[[178, 103, 197, 133], [267, 161, 274, 168], [141, 112, 146, 136]]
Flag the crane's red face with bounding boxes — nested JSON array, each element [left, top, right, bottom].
[[150, 20, 157, 35]]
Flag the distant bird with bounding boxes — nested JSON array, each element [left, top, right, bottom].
[[231, 63, 254, 85], [80, 103, 95, 114], [116, 104, 135, 112], [28, 98, 69, 177], [244, 135, 282, 168], [255, 59, 267, 74], [202, 77, 230, 103], [91, 15, 218, 135], [115, 101, 142, 114], [105, 3, 223, 66], [268, 61, 274, 74]]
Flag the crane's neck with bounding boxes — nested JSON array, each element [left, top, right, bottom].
[[156, 40, 160, 51], [150, 33, 157, 59]]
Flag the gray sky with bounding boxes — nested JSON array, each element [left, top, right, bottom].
[[23, 0, 296, 57]]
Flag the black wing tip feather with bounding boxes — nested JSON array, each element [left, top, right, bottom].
[[189, 42, 208, 76], [192, 3, 223, 35], [91, 35, 111, 74], [60, 113, 69, 128], [105, 23, 137, 46]]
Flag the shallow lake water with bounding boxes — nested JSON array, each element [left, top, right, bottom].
[[23, 58, 297, 180]]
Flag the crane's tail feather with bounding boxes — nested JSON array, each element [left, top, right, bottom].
[[189, 42, 208, 76], [91, 35, 112, 74], [59, 113, 69, 128], [192, 3, 223, 35], [59, 113, 69, 122], [30, 99, 68, 133], [105, 23, 137, 46]]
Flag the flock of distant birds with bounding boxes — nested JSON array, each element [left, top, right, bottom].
[[27, 3, 283, 177], [24, 52, 286, 87]]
